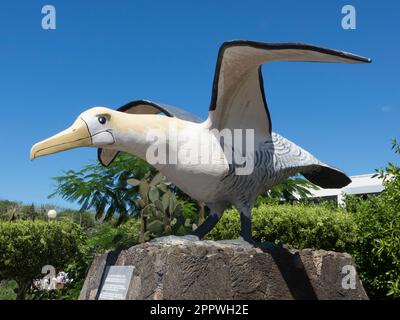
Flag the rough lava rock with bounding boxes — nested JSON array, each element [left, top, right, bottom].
[[79, 236, 368, 300]]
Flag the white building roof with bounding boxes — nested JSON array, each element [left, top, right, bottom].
[[308, 173, 385, 198]]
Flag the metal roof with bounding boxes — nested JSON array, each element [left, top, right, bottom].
[[308, 173, 385, 198]]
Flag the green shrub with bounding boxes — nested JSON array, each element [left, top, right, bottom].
[[345, 194, 400, 299], [58, 210, 95, 229], [344, 138, 400, 299], [0, 220, 89, 299], [207, 203, 357, 251], [0, 280, 17, 300], [87, 219, 140, 253]]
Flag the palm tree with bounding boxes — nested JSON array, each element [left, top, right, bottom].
[[255, 175, 318, 206], [50, 153, 156, 224]]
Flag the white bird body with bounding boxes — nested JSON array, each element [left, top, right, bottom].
[[87, 111, 230, 202], [31, 40, 371, 244]]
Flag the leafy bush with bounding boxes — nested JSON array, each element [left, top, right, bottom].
[[207, 203, 357, 251], [345, 195, 400, 299], [0, 220, 89, 299], [87, 219, 140, 254], [175, 199, 199, 235], [343, 139, 400, 299], [58, 210, 95, 229], [0, 280, 17, 300]]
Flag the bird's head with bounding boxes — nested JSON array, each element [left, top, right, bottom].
[[30, 107, 119, 160]]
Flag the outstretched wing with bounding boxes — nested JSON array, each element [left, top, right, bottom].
[[209, 40, 371, 138], [98, 100, 203, 166]]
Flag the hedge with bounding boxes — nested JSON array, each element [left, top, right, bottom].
[[0, 219, 89, 299], [206, 203, 357, 252]]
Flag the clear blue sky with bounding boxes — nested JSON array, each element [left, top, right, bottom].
[[0, 1, 399, 209]]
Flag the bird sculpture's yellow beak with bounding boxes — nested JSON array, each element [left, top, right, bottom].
[[30, 118, 92, 160]]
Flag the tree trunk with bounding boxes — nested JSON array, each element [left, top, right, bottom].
[[16, 280, 30, 300]]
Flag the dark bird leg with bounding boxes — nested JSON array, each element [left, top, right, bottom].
[[240, 206, 255, 244], [240, 205, 280, 249], [190, 202, 225, 239]]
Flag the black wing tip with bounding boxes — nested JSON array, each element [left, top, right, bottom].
[[332, 174, 352, 189], [219, 40, 371, 63], [303, 166, 352, 189], [341, 52, 371, 63]]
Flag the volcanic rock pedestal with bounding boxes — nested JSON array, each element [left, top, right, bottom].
[[79, 236, 368, 300]]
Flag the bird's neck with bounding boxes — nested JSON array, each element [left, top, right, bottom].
[[111, 114, 186, 165]]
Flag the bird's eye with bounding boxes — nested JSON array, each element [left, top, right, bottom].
[[98, 116, 107, 124]]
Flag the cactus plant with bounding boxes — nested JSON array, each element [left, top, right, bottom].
[[128, 172, 186, 242]]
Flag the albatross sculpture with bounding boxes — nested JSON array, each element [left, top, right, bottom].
[[30, 40, 371, 246]]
